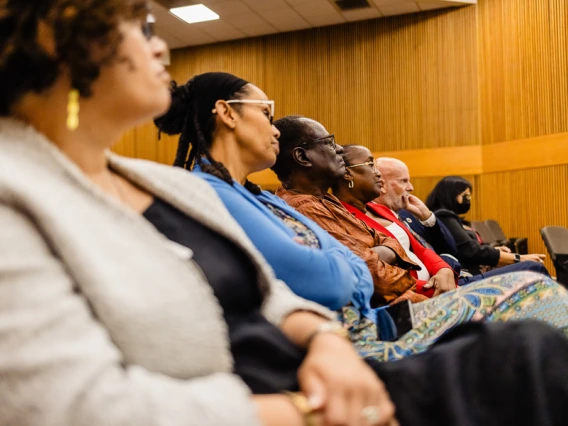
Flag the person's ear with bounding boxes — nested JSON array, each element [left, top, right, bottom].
[[213, 100, 237, 130], [342, 169, 354, 183], [292, 147, 312, 168]]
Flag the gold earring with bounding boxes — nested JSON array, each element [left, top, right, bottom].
[[66, 89, 80, 131], [348, 180, 354, 189]]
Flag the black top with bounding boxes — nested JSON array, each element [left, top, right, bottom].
[[143, 198, 304, 394], [435, 209, 500, 274]]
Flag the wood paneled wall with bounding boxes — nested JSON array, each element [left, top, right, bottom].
[[478, 165, 568, 272], [475, 0, 568, 272], [478, 0, 568, 144], [114, 5, 480, 162]]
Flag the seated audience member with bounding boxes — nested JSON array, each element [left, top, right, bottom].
[[375, 157, 461, 271], [4, 4, 568, 426], [426, 176, 549, 276], [155, 72, 566, 364], [271, 117, 427, 306], [374, 156, 544, 285], [334, 146, 456, 295]]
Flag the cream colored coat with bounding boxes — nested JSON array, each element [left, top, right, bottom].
[[0, 118, 334, 426]]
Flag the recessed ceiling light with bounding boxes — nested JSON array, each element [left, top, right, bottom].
[[169, 4, 220, 24]]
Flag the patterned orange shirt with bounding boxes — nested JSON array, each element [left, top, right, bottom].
[[276, 187, 427, 306]]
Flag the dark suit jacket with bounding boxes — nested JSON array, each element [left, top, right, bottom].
[[398, 209, 462, 273]]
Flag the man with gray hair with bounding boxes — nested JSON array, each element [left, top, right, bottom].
[[373, 157, 461, 271]]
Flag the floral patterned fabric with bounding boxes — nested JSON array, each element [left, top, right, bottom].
[[264, 202, 321, 249], [339, 272, 568, 362]]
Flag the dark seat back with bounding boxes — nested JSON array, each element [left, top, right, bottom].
[[485, 220, 507, 241], [486, 219, 527, 253], [540, 226, 568, 287], [471, 221, 499, 245], [540, 226, 568, 261]]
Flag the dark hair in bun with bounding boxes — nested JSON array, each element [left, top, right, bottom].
[[154, 72, 262, 195], [154, 81, 191, 136]]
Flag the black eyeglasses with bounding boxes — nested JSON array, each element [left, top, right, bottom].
[[300, 134, 336, 150]]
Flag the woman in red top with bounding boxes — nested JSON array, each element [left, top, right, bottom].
[[332, 145, 456, 297]]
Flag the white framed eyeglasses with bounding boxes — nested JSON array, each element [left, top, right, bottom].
[[345, 161, 377, 172], [223, 100, 275, 124]]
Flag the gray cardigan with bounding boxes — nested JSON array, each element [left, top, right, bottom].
[[0, 118, 334, 426]]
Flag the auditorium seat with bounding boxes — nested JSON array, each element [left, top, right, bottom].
[[485, 220, 527, 254], [540, 226, 568, 287], [471, 221, 501, 248]]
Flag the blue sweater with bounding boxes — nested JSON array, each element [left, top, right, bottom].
[[193, 169, 376, 321]]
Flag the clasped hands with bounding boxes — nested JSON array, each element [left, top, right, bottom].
[[297, 332, 399, 426]]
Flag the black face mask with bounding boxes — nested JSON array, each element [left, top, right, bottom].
[[456, 198, 471, 215]]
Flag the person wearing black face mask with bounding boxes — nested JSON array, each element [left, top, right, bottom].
[[426, 176, 549, 276], [454, 194, 471, 215]]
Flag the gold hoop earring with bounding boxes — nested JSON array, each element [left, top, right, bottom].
[[66, 89, 80, 131], [348, 180, 354, 189]]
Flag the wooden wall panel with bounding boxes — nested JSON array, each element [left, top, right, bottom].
[[478, 165, 568, 272], [114, 5, 480, 163], [260, 7, 479, 151], [483, 132, 568, 173], [478, 0, 568, 144]]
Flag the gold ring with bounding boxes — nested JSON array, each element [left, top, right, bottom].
[[361, 406, 381, 425]]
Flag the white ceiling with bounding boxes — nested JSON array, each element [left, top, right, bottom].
[[152, 0, 477, 49]]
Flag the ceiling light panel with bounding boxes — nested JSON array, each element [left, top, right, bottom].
[[170, 4, 220, 24]]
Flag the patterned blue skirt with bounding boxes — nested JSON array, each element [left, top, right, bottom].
[[339, 272, 568, 362]]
